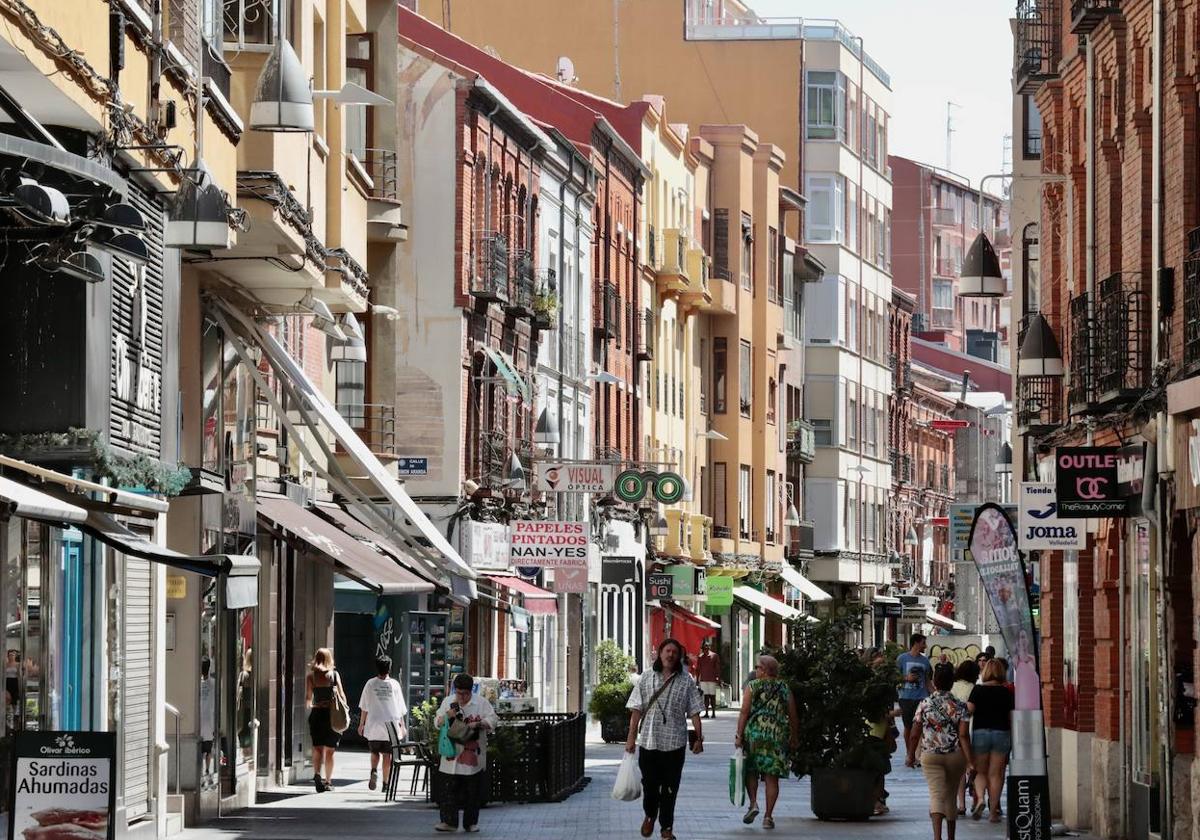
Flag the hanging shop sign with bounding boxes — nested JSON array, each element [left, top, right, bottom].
[[873, 601, 903, 619], [706, 575, 734, 607], [613, 469, 686, 505], [553, 566, 588, 593], [647, 573, 674, 600], [8, 731, 116, 840], [508, 520, 589, 566], [459, 520, 511, 571], [535, 463, 613, 493], [1018, 483, 1086, 550], [1055, 446, 1129, 518], [667, 564, 695, 597]]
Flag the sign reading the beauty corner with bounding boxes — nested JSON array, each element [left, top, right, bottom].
[[1055, 446, 1129, 518], [508, 521, 588, 566], [8, 731, 116, 840], [535, 463, 613, 494], [1019, 483, 1085, 550]]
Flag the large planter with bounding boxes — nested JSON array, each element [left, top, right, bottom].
[[810, 767, 878, 821], [599, 714, 630, 744]]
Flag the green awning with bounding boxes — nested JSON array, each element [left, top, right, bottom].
[[482, 346, 530, 401]]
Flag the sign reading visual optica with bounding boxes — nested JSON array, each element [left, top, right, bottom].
[[535, 463, 614, 494], [613, 469, 686, 505], [508, 521, 589, 566], [1055, 446, 1129, 518], [8, 731, 116, 840]]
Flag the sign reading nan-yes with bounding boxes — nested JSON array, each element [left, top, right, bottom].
[[508, 521, 589, 567]]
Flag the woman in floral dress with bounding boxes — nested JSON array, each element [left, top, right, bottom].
[[735, 655, 799, 830]]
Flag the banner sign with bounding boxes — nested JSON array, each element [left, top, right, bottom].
[[667, 564, 695, 597], [1019, 483, 1086, 550], [9, 731, 116, 840], [459, 520, 511, 571], [1055, 446, 1128, 518], [508, 521, 588, 566], [705, 575, 733, 607], [968, 504, 1051, 840], [647, 573, 673, 600], [951, 504, 1017, 551], [535, 463, 613, 494], [553, 566, 588, 593]]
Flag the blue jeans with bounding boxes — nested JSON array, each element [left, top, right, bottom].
[[971, 728, 1011, 755]]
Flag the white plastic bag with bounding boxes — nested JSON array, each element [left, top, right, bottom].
[[611, 751, 642, 802], [729, 748, 746, 806]]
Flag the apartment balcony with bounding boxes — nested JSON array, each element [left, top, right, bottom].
[[787, 419, 816, 463], [531, 269, 558, 331], [789, 521, 815, 559], [1067, 293, 1094, 415], [1093, 272, 1150, 406], [1017, 375, 1063, 434], [1071, 0, 1120, 34], [595, 283, 619, 339], [682, 246, 713, 308], [504, 251, 537, 318], [706, 266, 738, 316], [1183, 227, 1200, 375], [353, 148, 407, 243], [1014, 0, 1061, 94], [656, 228, 690, 296], [638, 309, 655, 361], [890, 450, 914, 485], [337, 403, 397, 459], [323, 248, 370, 311], [470, 231, 509, 302], [939, 463, 952, 493]]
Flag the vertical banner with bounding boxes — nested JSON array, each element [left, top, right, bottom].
[[968, 504, 1050, 840]]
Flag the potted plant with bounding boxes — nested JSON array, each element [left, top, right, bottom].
[[775, 615, 899, 821], [532, 290, 558, 329], [588, 640, 635, 743]]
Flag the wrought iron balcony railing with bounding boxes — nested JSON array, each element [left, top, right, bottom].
[[1184, 226, 1200, 371], [1017, 375, 1063, 433], [338, 403, 396, 457], [1015, 0, 1061, 94], [1093, 272, 1149, 404], [639, 308, 655, 361], [595, 283, 619, 339], [471, 231, 509, 302], [787, 419, 815, 463], [1068, 292, 1094, 414], [1070, 0, 1120, 34], [505, 251, 536, 318], [350, 148, 399, 202]]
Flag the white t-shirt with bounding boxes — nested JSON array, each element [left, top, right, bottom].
[[358, 676, 407, 742]]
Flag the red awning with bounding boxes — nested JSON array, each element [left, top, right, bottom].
[[486, 574, 558, 615], [657, 602, 719, 657]]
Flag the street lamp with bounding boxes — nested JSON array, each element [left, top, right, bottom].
[[534, 406, 560, 446], [958, 174, 1008, 298], [697, 428, 728, 441]]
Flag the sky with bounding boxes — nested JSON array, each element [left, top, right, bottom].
[[754, 0, 1016, 189]]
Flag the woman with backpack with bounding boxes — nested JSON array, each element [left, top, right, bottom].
[[305, 647, 349, 792], [625, 638, 706, 840]]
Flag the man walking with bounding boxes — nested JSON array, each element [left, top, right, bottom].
[[897, 633, 933, 757], [694, 640, 722, 718], [357, 655, 407, 792]]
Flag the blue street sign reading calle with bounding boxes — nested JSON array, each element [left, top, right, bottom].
[[395, 457, 429, 476]]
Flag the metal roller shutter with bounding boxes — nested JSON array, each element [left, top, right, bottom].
[[122, 555, 154, 820]]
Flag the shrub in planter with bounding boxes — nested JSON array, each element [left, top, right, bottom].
[[588, 681, 633, 743], [775, 614, 900, 821]]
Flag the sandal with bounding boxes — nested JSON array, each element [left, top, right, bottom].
[[763, 816, 775, 830], [743, 804, 760, 824], [972, 801, 986, 820]]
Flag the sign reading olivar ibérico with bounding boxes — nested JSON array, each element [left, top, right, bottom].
[[508, 521, 589, 567], [1054, 446, 1129, 518]]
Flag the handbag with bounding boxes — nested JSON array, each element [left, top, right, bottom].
[[438, 720, 457, 759], [328, 672, 350, 734], [729, 748, 746, 806], [447, 718, 474, 743]]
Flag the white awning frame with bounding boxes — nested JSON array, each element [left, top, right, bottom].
[[926, 610, 967, 631], [0, 476, 88, 524], [209, 299, 477, 598], [733, 585, 803, 621], [779, 564, 832, 602]]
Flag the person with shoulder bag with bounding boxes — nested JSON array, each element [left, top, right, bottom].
[[433, 673, 498, 833], [625, 639, 706, 840], [305, 647, 348, 792]]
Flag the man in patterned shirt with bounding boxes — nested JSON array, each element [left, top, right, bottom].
[[625, 639, 705, 840]]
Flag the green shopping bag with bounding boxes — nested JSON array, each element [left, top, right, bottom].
[[729, 748, 746, 806]]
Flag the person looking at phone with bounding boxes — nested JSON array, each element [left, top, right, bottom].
[[433, 674, 497, 833]]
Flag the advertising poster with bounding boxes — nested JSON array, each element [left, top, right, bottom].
[[1054, 446, 1129, 518], [968, 504, 1051, 840], [8, 731, 116, 840]]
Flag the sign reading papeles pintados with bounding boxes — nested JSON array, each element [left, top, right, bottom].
[[8, 731, 116, 840], [508, 521, 589, 566]]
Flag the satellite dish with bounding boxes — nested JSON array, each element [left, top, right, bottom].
[[556, 56, 577, 84]]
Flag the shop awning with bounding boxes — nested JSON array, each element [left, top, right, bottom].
[[0, 476, 87, 525], [481, 346, 530, 401], [873, 595, 902, 605], [733, 585, 803, 621], [78, 510, 259, 608], [486, 574, 557, 615], [926, 610, 967, 632], [209, 300, 476, 598], [258, 496, 434, 594], [779, 564, 832, 602], [314, 503, 436, 586]]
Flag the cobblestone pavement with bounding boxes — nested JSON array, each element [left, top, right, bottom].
[[177, 713, 1030, 840]]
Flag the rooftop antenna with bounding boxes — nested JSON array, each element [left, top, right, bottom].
[[946, 101, 960, 171]]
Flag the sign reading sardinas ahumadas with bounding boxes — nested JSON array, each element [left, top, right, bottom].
[[509, 521, 589, 567], [9, 730, 116, 840]]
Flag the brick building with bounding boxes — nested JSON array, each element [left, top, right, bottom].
[[1011, 1, 1200, 836]]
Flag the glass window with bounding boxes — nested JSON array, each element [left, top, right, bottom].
[[805, 174, 844, 243], [812, 418, 832, 446], [765, 471, 777, 543], [1023, 95, 1043, 159], [739, 340, 752, 416], [738, 466, 752, 539], [336, 359, 366, 429], [713, 337, 727, 414], [847, 396, 858, 444], [806, 71, 845, 140], [1022, 224, 1040, 316]]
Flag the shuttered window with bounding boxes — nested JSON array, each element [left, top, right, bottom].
[[121, 554, 154, 820], [712, 462, 727, 529], [713, 209, 729, 278]]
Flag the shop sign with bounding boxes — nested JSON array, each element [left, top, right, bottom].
[[553, 566, 588, 593], [459, 521, 511, 571], [395, 457, 428, 476], [1019, 483, 1085, 549], [951, 504, 1017, 551], [166, 575, 187, 599], [873, 601, 903, 619], [8, 731, 116, 840], [613, 469, 686, 505], [647, 573, 673, 600], [667, 564, 695, 597], [706, 575, 734, 607], [1055, 446, 1129, 518], [509, 521, 589, 566], [535, 463, 613, 493]]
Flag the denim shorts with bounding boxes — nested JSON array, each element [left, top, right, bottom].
[[971, 728, 1012, 755]]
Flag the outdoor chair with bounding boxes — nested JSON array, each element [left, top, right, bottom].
[[384, 720, 430, 801]]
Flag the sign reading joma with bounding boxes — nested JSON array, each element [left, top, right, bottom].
[[508, 521, 588, 567], [614, 469, 685, 505]]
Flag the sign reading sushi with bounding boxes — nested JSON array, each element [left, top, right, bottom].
[[8, 731, 115, 840]]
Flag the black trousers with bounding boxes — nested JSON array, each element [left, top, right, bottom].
[[639, 747, 686, 831], [438, 770, 485, 828]]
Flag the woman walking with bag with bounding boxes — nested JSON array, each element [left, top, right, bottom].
[[625, 639, 705, 840], [908, 663, 975, 840], [734, 655, 799, 830], [305, 648, 348, 792], [433, 673, 498, 833]]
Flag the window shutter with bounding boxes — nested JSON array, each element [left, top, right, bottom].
[[713, 208, 729, 276]]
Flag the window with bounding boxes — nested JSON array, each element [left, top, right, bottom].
[[847, 184, 859, 253], [713, 209, 730, 277], [699, 338, 708, 414], [1022, 95, 1043, 159], [313, 11, 327, 139], [846, 283, 858, 351], [767, 378, 777, 425], [738, 465, 752, 539], [847, 396, 858, 445], [806, 71, 845, 140], [765, 471, 777, 543], [345, 34, 374, 158], [713, 338, 727, 413], [741, 213, 753, 290], [1022, 223, 1040, 316], [932, 279, 954, 328], [805, 174, 844, 243], [768, 227, 779, 303], [712, 462, 727, 529], [812, 419, 832, 446], [739, 340, 752, 416]]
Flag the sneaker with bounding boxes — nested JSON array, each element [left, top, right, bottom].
[[434, 823, 456, 832], [369, 769, 378, 791], [743, 804, 760, 824], [464, 828, 479, 834]]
